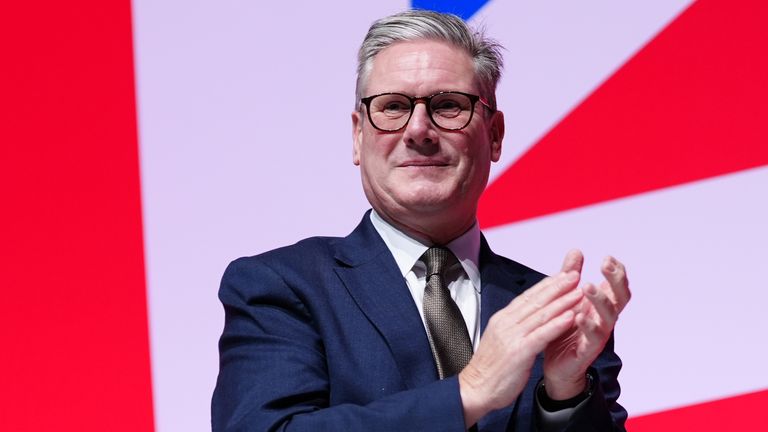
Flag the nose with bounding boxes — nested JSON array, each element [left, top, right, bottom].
[[403, 102, 439, 151]]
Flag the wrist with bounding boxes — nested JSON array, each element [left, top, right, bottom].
[[543, 373, 588, 401], [458, 366, 492, 427]]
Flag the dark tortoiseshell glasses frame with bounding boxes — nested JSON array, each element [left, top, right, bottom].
[[359, 91, 494, 132]]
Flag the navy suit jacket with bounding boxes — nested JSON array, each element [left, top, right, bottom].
[[212, 212, 627, 431]]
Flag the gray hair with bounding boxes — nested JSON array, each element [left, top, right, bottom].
[[355, 10, 504, 110]]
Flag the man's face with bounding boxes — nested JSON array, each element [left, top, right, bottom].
[[352, 39, 503, 239]]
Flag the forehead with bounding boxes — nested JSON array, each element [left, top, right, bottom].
[[366, 39, 477, 96]]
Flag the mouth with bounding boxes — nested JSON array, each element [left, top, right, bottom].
[[399, 159, 450, 168]]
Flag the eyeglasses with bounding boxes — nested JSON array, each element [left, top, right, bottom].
[[359, 91, 494, 132]]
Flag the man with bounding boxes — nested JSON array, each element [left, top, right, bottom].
[[212, 10, 630, 431]]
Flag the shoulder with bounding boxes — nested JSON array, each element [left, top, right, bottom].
[[236, 236, 340, 267], [480, 236, 548, 287], [224, 235, 343, 283], [491, 253, 546, 278], [217, 236, 349, 314]]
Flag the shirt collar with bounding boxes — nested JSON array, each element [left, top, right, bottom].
[[369, 209, 482, 293]]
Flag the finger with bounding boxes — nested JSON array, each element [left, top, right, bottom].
[[560, 249, 584, 274], [509, 271, 580, 322], [582, 282, 618, 328], [574, 308, 611, 356], [526, 309, 576, 354], [574, 295, 591, 316], [574, 283, 619, 355], [519, 284, 584, 336], [601, 256, 631, 311]]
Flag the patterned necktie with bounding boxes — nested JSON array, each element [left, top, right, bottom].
[[421, 247, 474, 379]]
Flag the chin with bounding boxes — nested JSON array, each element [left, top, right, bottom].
[[395, 192, 458, 214]]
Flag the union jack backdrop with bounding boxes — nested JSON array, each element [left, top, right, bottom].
[[2, 1, 767, 431]]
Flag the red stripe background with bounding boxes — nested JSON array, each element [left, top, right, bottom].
[[1, 2, 154, 431], [627, 389, 768, 431]]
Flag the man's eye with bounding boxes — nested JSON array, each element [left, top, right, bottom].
[[433, 99, 461, 110], [382, 102, 410, 112]]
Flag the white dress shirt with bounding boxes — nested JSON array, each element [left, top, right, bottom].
[[369, 210, 482, 351]]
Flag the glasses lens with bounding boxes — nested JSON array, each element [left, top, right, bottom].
[[430, 92, 473, 130], [369, 94, 412, 131]]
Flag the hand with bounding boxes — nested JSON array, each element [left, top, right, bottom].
[[459, 271, 585, 426], [542, 250, 631, 400]]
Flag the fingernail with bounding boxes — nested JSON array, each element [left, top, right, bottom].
[[605, 259, 616, 273], [586, 284, 598, 295]]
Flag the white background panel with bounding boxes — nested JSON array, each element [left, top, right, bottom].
[[484, 166, 768, 415]]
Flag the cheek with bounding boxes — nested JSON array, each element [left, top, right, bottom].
[[362, 133, 398, 162], [455, 137, 485, 167], [360, 135, 397, 180], [459, 141, 492, 187]]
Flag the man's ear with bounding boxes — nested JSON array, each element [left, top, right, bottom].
[[489, 110, 504, 162], [352, 111, 363, 166]]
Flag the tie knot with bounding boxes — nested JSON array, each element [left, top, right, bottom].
[[421, 247, 458, 278]]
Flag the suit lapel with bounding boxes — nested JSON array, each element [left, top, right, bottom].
[[479, 237, 530, 332], [477, 236, 545, 432], [333, 212, 438, 389]]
